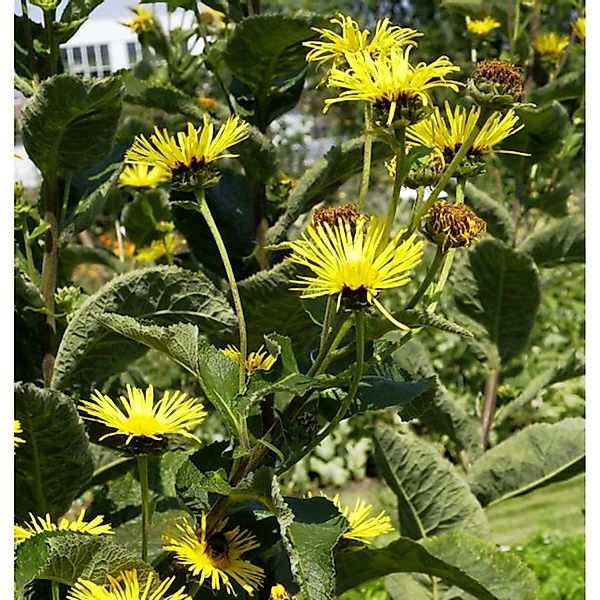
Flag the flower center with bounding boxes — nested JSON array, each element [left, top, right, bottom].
[[124, 414, 163, 436]]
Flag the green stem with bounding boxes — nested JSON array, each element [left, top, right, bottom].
[[137, 455, 150, 562], [59, 173, 72, 229], [407, 111, 489, 237], [196, 190, 247, 393], [277, 310, 365, 475], [21, 0, 38, 84], [21, 221, 36, 281], [317, 317, 353, 374], [115, 219, 125, 263], [481, 367, 500, 449], [357, 103, 373, 211], [384, 126, 407, 241], [43, 8, 57, 76], [410, 186, 425, 224], [52, 581, 60, 600], [187, 581, 201, 597], [404, 247, 444, 310], [320, 296, 337, 352], [307, 310, 351, 377]]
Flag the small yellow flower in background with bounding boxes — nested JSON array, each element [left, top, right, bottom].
[[269, 583, 292, 600], [304, 13, 421, 73], [14, 510, 113, 544], [67, 570, 191, 600], [406, 101, 524, 168], [573, 17, 585, 42], [118, 164, 170, 189], [324, 46, 461, 126], [162, 513, 265, 595], [125, 116, 249, 190], [423, 200, 487, 252], [98, 232, 137, 258], [14, 420, 25, 450], [198, 95, 218, 110], [466, 16, 501, 37], [78, 384, 206, 446], [123, 6, 154, 34], [201, 5, 230, 30], [135, 232, 186, 263], [534, 32, 570, 58], [288, 215, 424, 330], [222, 345, 277, 374]]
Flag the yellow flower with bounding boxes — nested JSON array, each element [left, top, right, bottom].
[[14, 510, 113, 544], [123, 6, 154, 34], [304, 13, 421, 73], [198, 96, 218, 110], [269, 584, 292, 600], [466, 16, 501, 37], [78, 384, 206, 446], [125, 115, 249, 189], [324, 46, 461, 126], [406, 101, 524, 168], [288, 216, 423, 330], [534, 32, 570, 58], [573, 17, 585, 42], [67, 570, 191, 600], [135, 232, 186, 263], [162, 514, 265, 596], [118, 164, 170, 189], [222, 345, 277, 374], [14, 420, 25, 450]]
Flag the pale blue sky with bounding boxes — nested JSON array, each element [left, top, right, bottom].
[[14, 0, 164, 22]]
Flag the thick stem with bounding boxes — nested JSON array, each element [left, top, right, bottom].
[[481, 368, 500, 449], [277, 310, 365, 475], [404, 247, 444, 310], [52, 581, 60, 600], [43, 8, 57, 76], [384, 126, 407, 241], [320, 296, 337, 351], [20, 0, 38, 83], [307, 309, 351, 377], [357, 103, 373, 211], [197, 190, 247, 393], [137, 455, 150, 561]]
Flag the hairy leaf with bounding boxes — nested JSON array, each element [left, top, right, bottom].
[[336, 531, 538, 599], [468, 418, 585, 507], [14, 383, 94, 521], [20, 74, 123, 173], [374, 426, 489, 540]]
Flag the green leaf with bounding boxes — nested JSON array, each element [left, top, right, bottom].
[[52, 265, 236, 389], [266, 138, 394, 244], [530, 71, 585, 105], [223, 13, 326, 94], [519, 216, 584, 268], [119, 70, 205, 120], [468, 418, 585, 507], [20, 74, 123, 174], [374, 426, 490, 540], [335, 531, 538, 599], [60, 0, 104, 24], [235, 126, 278, 183], [495, 350, 585, 426], [14, 535, 51, 595], [60, 245, 124, 278], [272, 481, 348, 600], [452, 239, 541, 364], [14, 382, 94, 520], [120, 188, 172, 246]]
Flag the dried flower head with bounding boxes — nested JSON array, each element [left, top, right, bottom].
[[467, 60, 524, 108], [312, 204, 361, 228], [423, 201, 487, 252]]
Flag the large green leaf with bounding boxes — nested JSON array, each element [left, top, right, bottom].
[[273, 481, 348, 600], [223, 14, 325, 94], [20, 74, 123, 174], [59, 245, 125, 278], [452, 239, 540, 364], [374, 426, 490, 540], [266, 138, 394, 244], [530, 71, 585, 105], [468, 418, 585, 507], [495, 350, 585, 425], [14, 383, 94, 520], [51, 266, 236, 389], [519, 216, 584, 268], [335, 531, 538, 599]]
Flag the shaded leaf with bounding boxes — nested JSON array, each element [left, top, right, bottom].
[[14, 383, 94, 521], [60, 245, 125, 278], [374, 426, 490, 540], [530, 71, 585, 105], [468, 418, 585, 507]]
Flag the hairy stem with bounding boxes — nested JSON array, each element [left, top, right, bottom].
[[404, 247, 444, 310], [52, 582, 60, 600], [137, 455, 150, 561], [481, 368, 499, 449], [384, 126, 407, 241], [357, 103, 373, 211]]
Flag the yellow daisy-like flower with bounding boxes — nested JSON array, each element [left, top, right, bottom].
[[573, 17, 585, 42], [78, 384, 207, 446], [135, 232, 186, 263], [125, 115, 249, 189], [324, 46, 461, 126], [123, 6, 154, 34], [288, 216, 423, 330], [269, 584, 292, 600], [162, 514, 265, 596], [304, 13, 421, 72], [534, 32, 570, 58], [222, 345, 277, 374], [67, 570, 191, 600], [406, 101, 524, 167], [333, 495, 394, 544], [14, 420, 25, 449], [118, 164, 170, 189], [466, 16, 501, 37], [14, 510, 113, 544]]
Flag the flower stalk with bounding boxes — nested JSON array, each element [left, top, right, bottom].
[[384, 126, 407, 241], [357, 103, 374, 211], [138, 454, 150, 561]]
